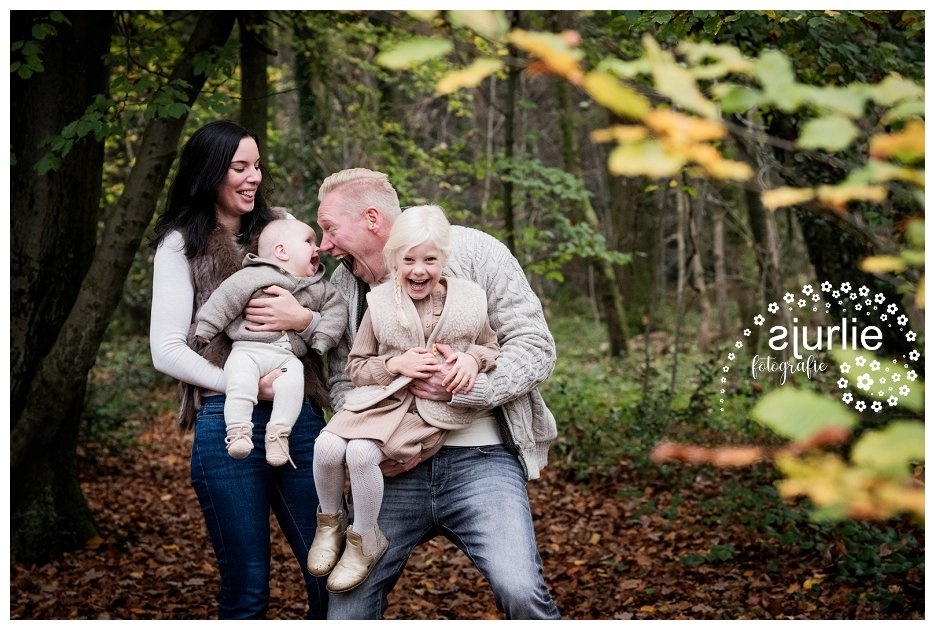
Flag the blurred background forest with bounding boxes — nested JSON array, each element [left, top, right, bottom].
[[9, 9, 925, 619]]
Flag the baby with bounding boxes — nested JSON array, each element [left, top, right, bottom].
[[195, 219, 346, 466]]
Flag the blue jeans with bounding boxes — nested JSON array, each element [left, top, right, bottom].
[[190, 395, 329, 619], [327, 445, 560, 619]]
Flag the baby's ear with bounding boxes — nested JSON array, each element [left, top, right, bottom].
[[273, 243, 289, 261]]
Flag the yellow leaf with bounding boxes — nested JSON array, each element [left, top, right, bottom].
[[589, 532, 601, 544], [682, 143, 753, 181], [582, 71, 650, 120], [436, 58, 503, 95], [608, 140, 684, 178], [859, 255, 908, 274], [509, 29, 583, 84], [639, 605, 656, 615], [645, 109, 725, 144], [869, 120, 925, 162], [761, 186, 815, 210], [816, 184, 888, 210], [590, 125, 648, 144]]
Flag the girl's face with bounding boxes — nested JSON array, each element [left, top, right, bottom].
[[397, 240, 445, 301], [215, 136, 261, 223]]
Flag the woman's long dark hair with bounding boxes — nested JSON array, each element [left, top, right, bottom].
[[150, 120, 276, 257]]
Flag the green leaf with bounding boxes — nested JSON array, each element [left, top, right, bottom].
[[797, 115, 858, 152], [867, 75, 924, 106], [801, 85, 867, 118], [851, 421, 924, 478], [375, 37, 453, 70], [712, 84, 764, 114], [448, 10, 509, 39], [751, 387, 857, 442]]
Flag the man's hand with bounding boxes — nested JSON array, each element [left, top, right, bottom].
[[408, 343, 454, 401], [245, 285, 314, 332], [379, 455, 421, 477]]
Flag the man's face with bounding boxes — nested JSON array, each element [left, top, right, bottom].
[[316, 191, 388, 284]]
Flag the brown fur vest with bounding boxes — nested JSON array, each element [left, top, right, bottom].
[[176, 212, 330, 430]]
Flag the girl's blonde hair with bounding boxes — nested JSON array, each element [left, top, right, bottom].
[[384, 205, 451, 328]]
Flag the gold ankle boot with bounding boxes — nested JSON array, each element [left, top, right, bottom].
[[307, 506, 348, 576], [326, 526, 388, 592]]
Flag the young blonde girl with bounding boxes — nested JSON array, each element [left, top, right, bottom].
[[308, 205, 499, 593]]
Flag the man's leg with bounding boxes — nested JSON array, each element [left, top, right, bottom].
[[433, 445, 560, 619], [326, 459, 435, 619]]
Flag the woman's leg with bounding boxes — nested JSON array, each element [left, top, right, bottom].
[[190, 396, 273, 619], [269, 400, 330, 619]]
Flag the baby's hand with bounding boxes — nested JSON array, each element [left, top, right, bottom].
[[388, 347, 441, 379], [442, 352, 479, 394]]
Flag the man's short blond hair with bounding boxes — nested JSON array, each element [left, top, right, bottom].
[[318, 168, 402, 222]]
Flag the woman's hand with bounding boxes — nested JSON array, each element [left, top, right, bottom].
[[244, 285, 314, 332], [258, 367, 286, 401]]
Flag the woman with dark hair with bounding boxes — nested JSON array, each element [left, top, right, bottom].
[[150, 120, 330, 619]]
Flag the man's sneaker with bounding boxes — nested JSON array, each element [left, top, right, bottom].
[[266, 428, 296, 468], [225, 425, 254, 459]]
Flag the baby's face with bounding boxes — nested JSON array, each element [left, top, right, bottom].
[[282, 223, 321, 277]]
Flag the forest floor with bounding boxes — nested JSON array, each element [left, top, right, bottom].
[[9, 413, 924, 621]]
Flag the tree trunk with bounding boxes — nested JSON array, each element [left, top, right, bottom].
[[688, 186, 713, 351], [10, 11, 236, 564], [554, 75, 628, 356], [712, 200, 730, 338], [240, 11, 271, 156], [501, 10, 522, 253]]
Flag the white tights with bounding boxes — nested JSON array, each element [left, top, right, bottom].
[[313, 431, 385, 533]]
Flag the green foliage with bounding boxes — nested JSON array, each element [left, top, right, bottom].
[[496, 155, 631, 281], [10, 11, 69, 79], [81, 336, 175, 445], [751, 388, 857, 441]]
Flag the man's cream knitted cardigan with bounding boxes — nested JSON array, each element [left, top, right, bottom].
[[327, 225, 557, 480]]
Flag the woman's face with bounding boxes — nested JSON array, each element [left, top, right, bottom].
[[397, 240, 445, 301], [215, 136, 261, 223]]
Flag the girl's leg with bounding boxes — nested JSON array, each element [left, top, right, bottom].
[[344, 439, 386, 534], [313, 431, 349, 514]]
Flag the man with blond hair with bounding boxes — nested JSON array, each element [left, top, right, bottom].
[[313, 167, 560, 619]]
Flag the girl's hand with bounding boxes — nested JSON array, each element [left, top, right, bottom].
[[387, 347, 441, 379], [441, 351, 479, 394]]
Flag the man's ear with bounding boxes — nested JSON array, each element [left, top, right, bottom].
[[273, 242, 289, 261], [364, 207, 380, 231]]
